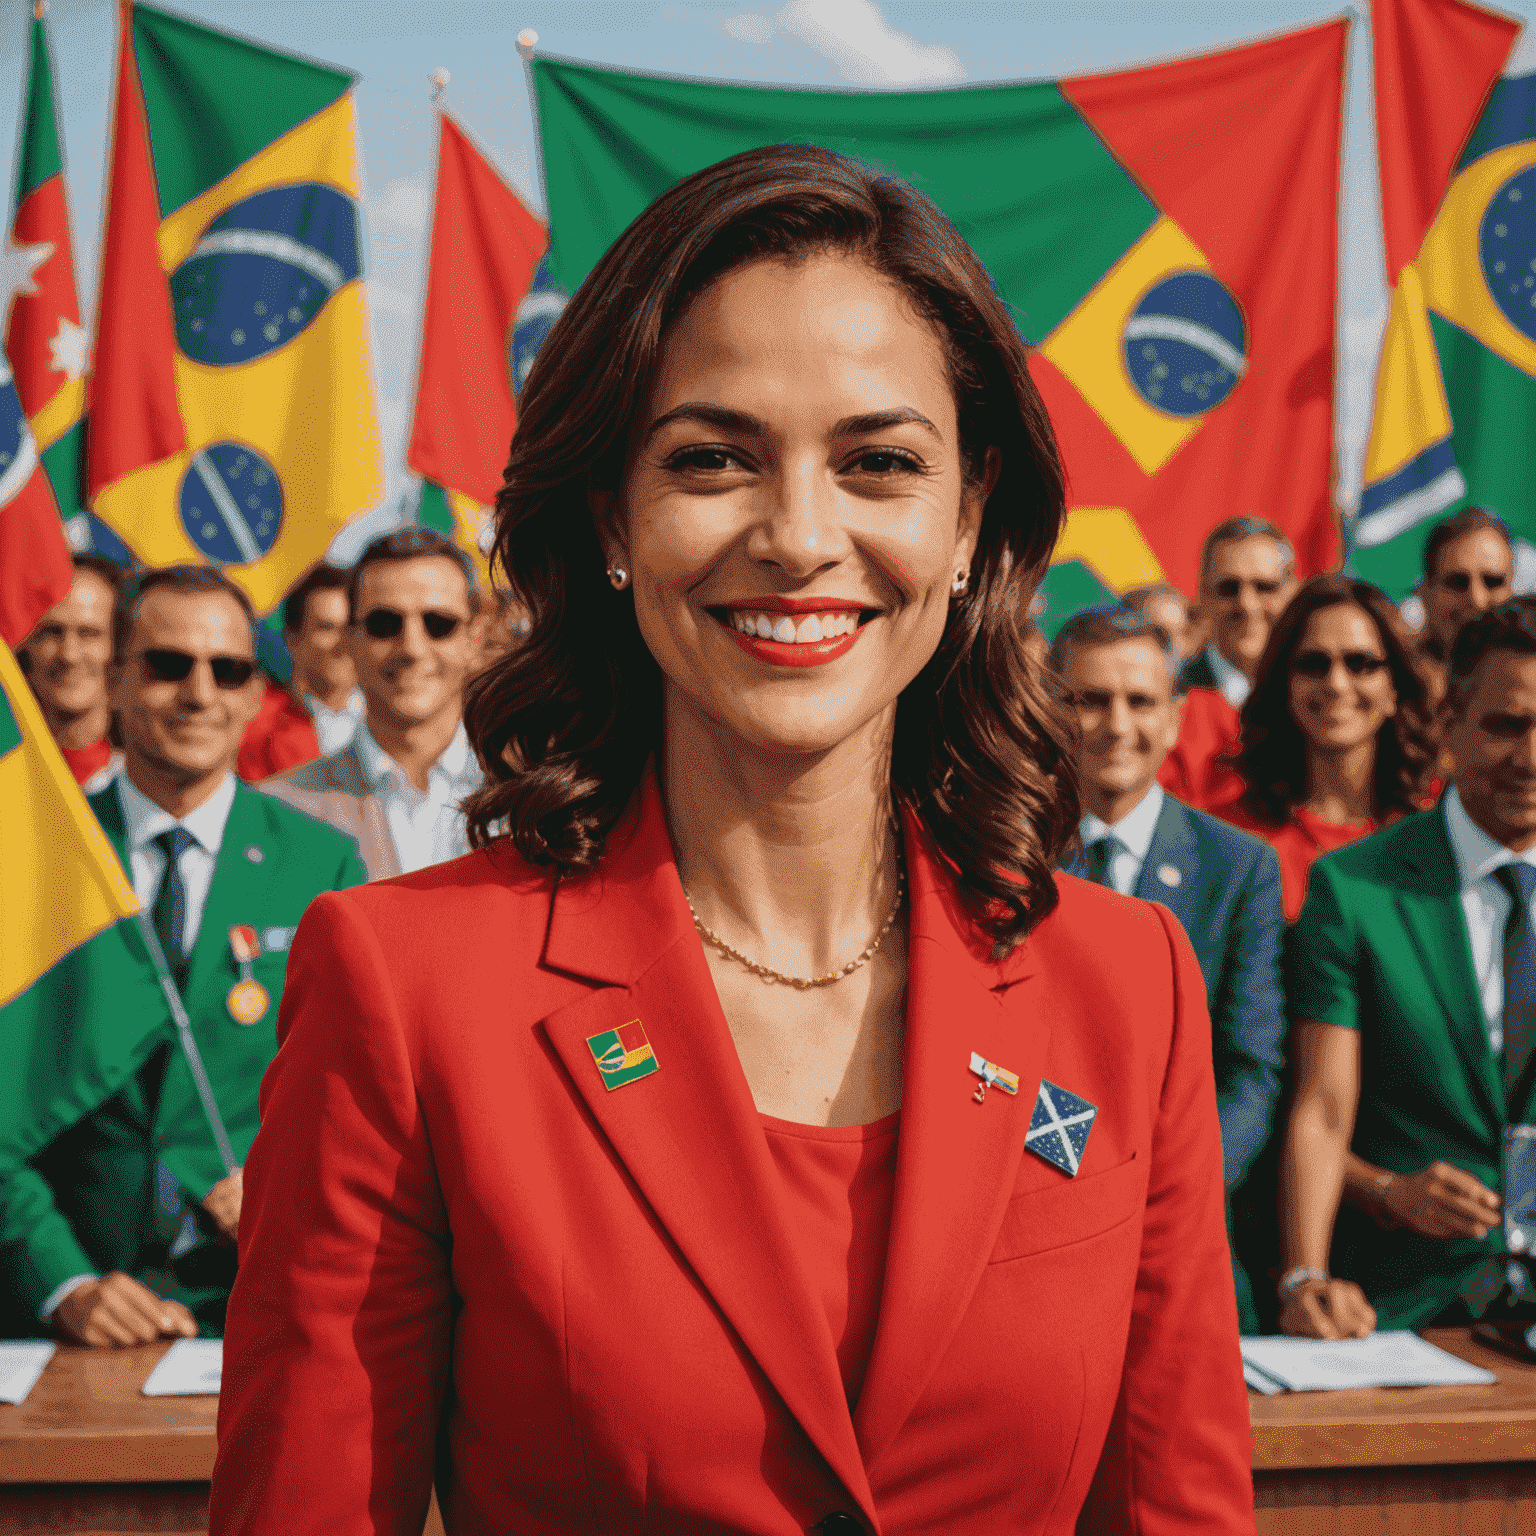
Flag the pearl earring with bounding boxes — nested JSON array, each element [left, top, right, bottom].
[[607, 565, 630, 591], [952, 568, 969, 596]]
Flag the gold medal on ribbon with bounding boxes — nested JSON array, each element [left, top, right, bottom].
[[226, 925, 270, 1025]]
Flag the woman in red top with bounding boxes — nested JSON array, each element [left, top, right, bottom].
[[1215, 575, 1435, 921], [211, 147, 1253, 1534]]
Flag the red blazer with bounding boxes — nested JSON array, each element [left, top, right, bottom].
[[1159, 687, 1243, 812], [211, 775, 1253, 1535], [237, 681, 320, 783]]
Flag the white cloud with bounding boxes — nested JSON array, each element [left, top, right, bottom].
[[724, 12, 774, 45], [727, 0, 964, 85], [366, 177, 430, 235]]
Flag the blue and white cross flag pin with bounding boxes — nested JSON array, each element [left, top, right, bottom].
[[1025, 1080, 1098, 1177]]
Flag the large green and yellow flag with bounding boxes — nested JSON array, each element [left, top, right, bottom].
[[0, 635, 138, 1006], [86, 1, 382, 615]]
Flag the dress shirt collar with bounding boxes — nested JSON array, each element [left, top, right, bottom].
[[116, 768, 237, 858], [353, 719, 474, 791], [302, 686, 365, 722], [1079, 781, 1164, 863], [1443, 782, 1536, 885], [1206, 644, 1251, 709]]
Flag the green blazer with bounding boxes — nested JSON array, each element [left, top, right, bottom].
[[0, 779, 366, 1327], [1288, 806, 1528, 1329]]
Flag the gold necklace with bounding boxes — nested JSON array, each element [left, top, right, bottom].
[[683, 856, 906, 989]]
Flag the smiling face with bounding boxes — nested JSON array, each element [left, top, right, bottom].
[[1286, 603, 1398, 760], [1446, 649, 1536, 850], [1424, 527, 1514, 655], [350, 555, 477, 733], [287, 586, 355, 702], [600, 253, 992, 759], [1060, 635, 1182, 823], [110, 587, 263, 794], [21, 568, 115, 721], [1201, 535, 1296, 678]]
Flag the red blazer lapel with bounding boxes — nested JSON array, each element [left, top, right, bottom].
[[854, 815, 1054, 1468], [540, 774, 879, 1529]]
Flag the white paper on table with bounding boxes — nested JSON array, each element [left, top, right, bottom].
[[0, 1341, 55, 1404], [141, 1338, 222, 1397], [1242, 1359, 1285, 1395], [1240, 1330, 1497, 1392]]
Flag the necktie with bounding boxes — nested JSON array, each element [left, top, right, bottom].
[[152, 827, 198, 984], [1495, 863, 1536, 1097], [1086, 837, 1118, 890]]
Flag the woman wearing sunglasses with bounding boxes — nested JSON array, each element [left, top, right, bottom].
[[1215, 575, 1436, 922], [211, 147, 1252, 1534]]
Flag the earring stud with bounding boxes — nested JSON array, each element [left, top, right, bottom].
[[607, 565, 630, 591], [952, 568, 969, 596]]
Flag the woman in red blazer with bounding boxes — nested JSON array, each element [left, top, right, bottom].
[[212, 146, 1253, 1534]]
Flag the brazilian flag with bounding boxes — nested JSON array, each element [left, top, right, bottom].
[[528, 24, 1347, 624], [1357, 74, 1536, 595], [87, 4, 382, 616]]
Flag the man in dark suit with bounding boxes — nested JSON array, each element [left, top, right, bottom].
[[1054, 606, 1287, 1329]]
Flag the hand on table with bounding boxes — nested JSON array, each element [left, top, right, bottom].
[[51, 1272, 199, 1348], [1380, 1160, 1501, 1240], [201, 1167, 243, 1244], [1278, 1278, 1376, 1340]]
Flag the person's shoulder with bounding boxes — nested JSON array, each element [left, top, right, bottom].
[[346, 839, 555, 914], [265, 743, 363, 796], [1316, 807, 1436, 885], [239, 778, 363, 863], [1181, 797, 1274, 867], [1048, 869, 1179, 951]]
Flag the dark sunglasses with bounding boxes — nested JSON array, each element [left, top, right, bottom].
[[1213, 577, 1285, 600], [362, 608, 463, 641], [1291, 649, 1388, 679], [136, 648, 256, 689], [1438, 570, 1508, 594]]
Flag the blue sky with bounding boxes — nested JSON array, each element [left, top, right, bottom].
[[5, 0, 1536, 558]]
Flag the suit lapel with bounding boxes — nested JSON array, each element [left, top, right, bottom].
[[1396, 811, 1506, 1127], [1133, 796, 1195, 924], [853, 813, 1051, 1468], [90, 782, 153, 973], [539, 776, 878, 1527]]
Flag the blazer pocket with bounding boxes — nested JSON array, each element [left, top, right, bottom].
[[988, 1153, 1144, 1264]]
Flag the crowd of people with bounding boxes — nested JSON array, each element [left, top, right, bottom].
[[3, 497, 1530, 1351]]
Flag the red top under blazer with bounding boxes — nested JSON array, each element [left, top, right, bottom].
[[210, 774, 1254, 1535]]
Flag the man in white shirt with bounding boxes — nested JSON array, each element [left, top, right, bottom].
[[1161, 517, 1298, 809], [263, 528, 483, 877], [1283, 596, 1536, 1337], [1053, 607, 1287, 1330], [0, 566, 365, 1346]]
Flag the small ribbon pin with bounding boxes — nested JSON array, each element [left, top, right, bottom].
[[969, 1051, 1020, 1103]]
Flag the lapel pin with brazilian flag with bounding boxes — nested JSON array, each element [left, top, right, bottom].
[[586, 1019, 659, 1090]]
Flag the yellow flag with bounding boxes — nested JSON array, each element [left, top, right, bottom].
[[0, 636, 138, 1005]]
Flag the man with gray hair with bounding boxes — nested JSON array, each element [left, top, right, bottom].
[[1161, 516, 1298, 810], [1054, 605, 1286, 1331]]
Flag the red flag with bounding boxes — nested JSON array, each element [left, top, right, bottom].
[[1373, 0, 1518, 283], [85, 0, 185, 501], [1045, 21, 1349, 586], [407, 110, 546, 505]]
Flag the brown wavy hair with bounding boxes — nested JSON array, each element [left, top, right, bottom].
[[462, 145, 1078, 951], [1231, 574, 1435, 825]]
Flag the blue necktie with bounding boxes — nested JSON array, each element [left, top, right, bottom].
[[152, 827, 198, 984], [1086, 837, 1117, 890], [1496, 863, 1536, 1097]]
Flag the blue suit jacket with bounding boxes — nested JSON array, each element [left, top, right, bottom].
[[1063, 793, 1287, 1196]]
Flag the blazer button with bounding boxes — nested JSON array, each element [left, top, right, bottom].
[[815, 1516, 863, 1534]]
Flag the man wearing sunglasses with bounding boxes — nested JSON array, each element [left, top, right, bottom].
[[1416, 508, 1515, 706], [0, 566, 367, 1347], [1160, 516, 1297, 810], [264, 528, 483, 880]]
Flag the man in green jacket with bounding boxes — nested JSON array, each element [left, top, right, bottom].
[[1282, 596, 1536, 1335], [1, 565, 366, 1344]]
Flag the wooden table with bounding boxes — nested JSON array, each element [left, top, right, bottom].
[[0, 1341, 445, 1534], [1250, 1327, 1536, 1533]]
